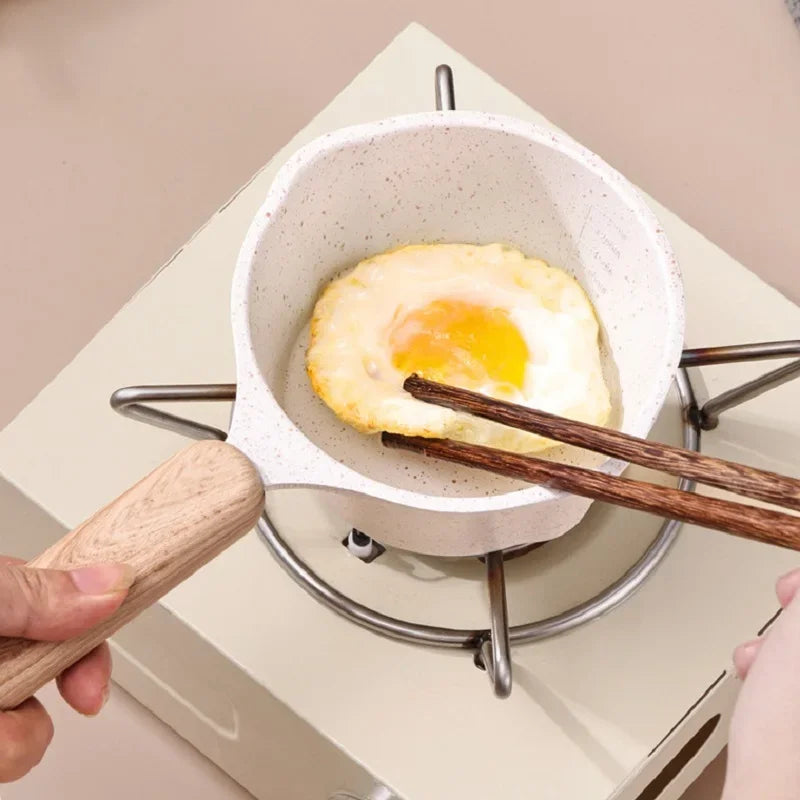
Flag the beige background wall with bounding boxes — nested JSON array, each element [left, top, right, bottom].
[[1, 1, 799, 798]]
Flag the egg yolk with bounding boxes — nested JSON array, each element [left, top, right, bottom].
[[389, 299, 529, 391]]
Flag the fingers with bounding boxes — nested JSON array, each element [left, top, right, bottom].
[[733, 569, 800, 680], [0, 698, 54, 783], [56, 643, 112, 716], [0, 558, 128, 781], [0, 563, 135, 641]]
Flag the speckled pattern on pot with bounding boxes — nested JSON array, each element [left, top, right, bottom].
[[228, 111, 684, 557]]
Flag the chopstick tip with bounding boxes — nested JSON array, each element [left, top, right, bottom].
[[402, 373, 422, 392]]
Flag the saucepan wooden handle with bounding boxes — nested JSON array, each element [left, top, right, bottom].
[[0, 440, 265, 711]]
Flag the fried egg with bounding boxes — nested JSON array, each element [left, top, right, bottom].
[[306, 243, 611, 453]]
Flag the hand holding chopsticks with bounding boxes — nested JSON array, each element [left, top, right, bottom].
[[382, 375, 800, 552]]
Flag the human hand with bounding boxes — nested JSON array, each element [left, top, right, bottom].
[[0, 557, 134, 782], [723, 568, 800, 799]]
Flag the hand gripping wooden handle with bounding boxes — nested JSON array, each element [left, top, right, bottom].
[[0, 440, 265, 710]]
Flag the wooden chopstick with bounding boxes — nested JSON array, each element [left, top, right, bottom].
[[402, 374, 800, 511], [381, 433, 800, 551]]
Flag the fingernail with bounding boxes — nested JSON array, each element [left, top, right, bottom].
[[70, 564, 135, 595], [83, 683, 111, 717]]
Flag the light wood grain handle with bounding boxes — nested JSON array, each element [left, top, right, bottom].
[[0, 440, 264, 710]]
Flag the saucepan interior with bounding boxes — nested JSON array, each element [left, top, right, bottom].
[[239, 112, 683, 502]]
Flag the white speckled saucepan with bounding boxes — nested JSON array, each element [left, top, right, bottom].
[[0, 111, 685, 711], [230, 111, 684, 557]]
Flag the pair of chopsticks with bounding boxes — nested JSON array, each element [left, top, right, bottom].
[[382, 375, 800, 552]]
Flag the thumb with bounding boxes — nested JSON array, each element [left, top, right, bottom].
[[0, 563, 135, 641]]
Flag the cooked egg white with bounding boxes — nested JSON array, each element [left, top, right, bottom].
[[306, 243, 611, 453]]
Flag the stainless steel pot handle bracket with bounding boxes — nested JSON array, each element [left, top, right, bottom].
[[680, 342, 800, 430]]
